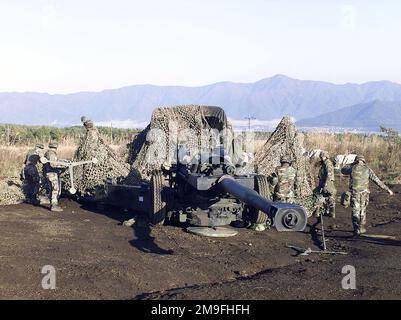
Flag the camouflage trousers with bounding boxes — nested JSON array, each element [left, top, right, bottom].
[[351, 190, 370, 232], [46, 172, 61, 206], [314, 184, 336, 217], [321, 190, 336, 216], [24, 165, 40, 203]]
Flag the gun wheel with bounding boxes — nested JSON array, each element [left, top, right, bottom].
[[149, 170, 167, 225], [249, 175, 272, 225]]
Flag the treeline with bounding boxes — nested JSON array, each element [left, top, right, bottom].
[[0, 124, 140, 146]]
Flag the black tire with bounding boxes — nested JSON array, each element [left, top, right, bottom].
[[149, 171, 166, 225], [249, 175, 272, 225]]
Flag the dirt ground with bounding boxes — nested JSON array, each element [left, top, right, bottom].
[[0, 179, 401, 300]]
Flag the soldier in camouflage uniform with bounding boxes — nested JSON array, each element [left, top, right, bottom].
[[249, 156, 297, 231], [271, 156, 297, 203], [316, 151, 336, 218], [23, 144, 44, 205], [342, 155, 393, 236], [44, 141, 66, 212]]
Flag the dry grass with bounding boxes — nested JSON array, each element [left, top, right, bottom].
[[0, 145, 29, 178], [1, 132, 400, 182], [0, 145, 78, 178], [0, 144, 122, 178], [253, 132, 401, 182], [302, 132, 401, 177]]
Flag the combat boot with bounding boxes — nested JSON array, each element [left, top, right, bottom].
[[353, 229, 361, 238], [328, 207, 336, 218], [249, 223, 266, 232], [39, 196, 50, 205], [360, 225, 367, 234], [50, 205, 63, 212], [255, 224, 266, 232]]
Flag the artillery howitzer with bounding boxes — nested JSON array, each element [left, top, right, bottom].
[[105, 148, 307, 232], [103, 106, 308, 232], [40, 157, 98, 194]]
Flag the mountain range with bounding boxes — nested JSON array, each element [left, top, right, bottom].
[[296, 100, 401, 131], [1, 74, 401, 131]]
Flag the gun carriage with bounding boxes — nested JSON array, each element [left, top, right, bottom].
[[103, 106, 307, 232]]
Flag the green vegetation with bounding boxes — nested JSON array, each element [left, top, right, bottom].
[[0, 124, 140, 146]]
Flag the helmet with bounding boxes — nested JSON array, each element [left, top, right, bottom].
[[280, 156, 292, 164], [320, 151, 329, 159], [84, 120, 94, 129], [81, 116, 87, 123], [48, 141, 58, 149], [354, 155, 366, 163], [35, 143, 44, 149]]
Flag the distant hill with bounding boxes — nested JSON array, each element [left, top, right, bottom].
[[2, 75, 401, 128], [296, 100, 401, 132]]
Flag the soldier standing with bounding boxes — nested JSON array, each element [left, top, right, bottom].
[[44, 141, 65, 212], [342, 155, 393, 236], [249, 156, 297, 232], [23, 143, 44, 205], [317, 151, 337, 218], [271, 156, 297, 203]]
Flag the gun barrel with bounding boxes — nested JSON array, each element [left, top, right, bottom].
[[217, 175, 307, 232], [217, 175, 273, 216]]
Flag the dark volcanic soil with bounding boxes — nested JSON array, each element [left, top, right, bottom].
[[0, 180, 401, 300]]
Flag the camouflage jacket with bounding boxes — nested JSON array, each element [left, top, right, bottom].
[[44, 149, 66, 174], [24, 148, 40, 166], [318, 158, 336, 192], [341, 163, 390, 194], [272, 165, 297, 198]]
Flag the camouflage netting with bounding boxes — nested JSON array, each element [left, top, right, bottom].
[[62, 121, 131, 197], [127, 109, 317, 216], [252, 117, 317, 216], [0, 177, 26, 205], [254, 117, 313, 195], [126, 105, 230, 183]]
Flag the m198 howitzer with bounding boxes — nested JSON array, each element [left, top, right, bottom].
[[40, 157, 98, 194], [160, 153, 307, 231], [104, 149, 307, 232], [102, 105, 308, 232]]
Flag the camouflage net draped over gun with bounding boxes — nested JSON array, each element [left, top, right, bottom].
[[253, 117, 317, 216], [62, 123, 131, 197], [0, 177, 26, 205], [127, 110, 317, 215], [126, 105, 230, 183]]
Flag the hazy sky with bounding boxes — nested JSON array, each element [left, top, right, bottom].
[[0, 0, 400, 93]]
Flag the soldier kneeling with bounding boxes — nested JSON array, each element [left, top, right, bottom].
[[23, 143, 44, 205]]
